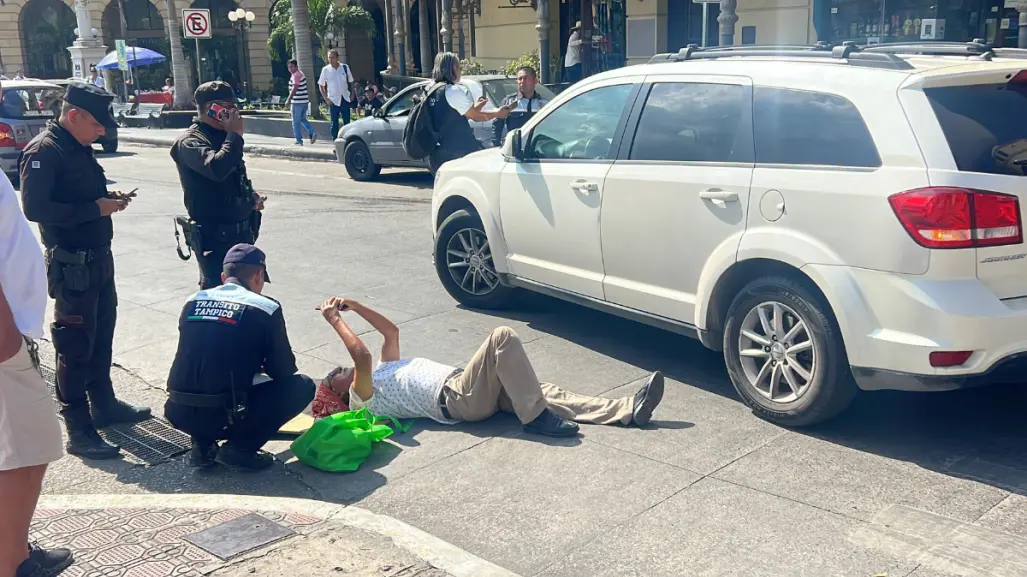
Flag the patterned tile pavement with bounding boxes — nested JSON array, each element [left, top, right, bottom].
[[30, 508, 326, 577]]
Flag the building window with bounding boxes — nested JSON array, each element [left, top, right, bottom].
[[823, 0, 1020, 46]]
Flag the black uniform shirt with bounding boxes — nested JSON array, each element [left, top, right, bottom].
[[165, 280, 296, 436], [492, 92, 548, 147], [167, 280, 297, 399], [170, 121, 255, 224], [19, 120, 111, 250]]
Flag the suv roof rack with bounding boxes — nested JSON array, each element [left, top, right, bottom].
[[861, 39, 996, 60], [648, 42, 914, 70]]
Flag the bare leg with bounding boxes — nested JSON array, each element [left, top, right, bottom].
[[0, 464, 46, 577]]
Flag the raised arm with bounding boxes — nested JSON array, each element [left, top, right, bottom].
[[321, 297, 374, 402], [170, 128, 244, 182], [341, 299, 400, 362]]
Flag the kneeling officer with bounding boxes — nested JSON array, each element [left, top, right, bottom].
[[165, 244, 315, 470]]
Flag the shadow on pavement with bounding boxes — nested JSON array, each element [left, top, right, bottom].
[[472, 292, 1027, 497], [375, 170, 433, 189]]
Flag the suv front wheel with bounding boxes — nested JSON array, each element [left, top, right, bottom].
[[723, 276, 857, 427], [434, 209, 515, 309]]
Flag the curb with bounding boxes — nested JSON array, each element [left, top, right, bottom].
[[38, 494, 521, 577], [119, 134, 338, 163]]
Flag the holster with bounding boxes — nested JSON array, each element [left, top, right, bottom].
[[47, 247, 92, 292], [173, 215, 202, 261]]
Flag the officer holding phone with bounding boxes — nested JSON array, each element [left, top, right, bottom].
[[491, 66, 548, 147], [170, 81, 266, 289], [20, 83, 152, 459]]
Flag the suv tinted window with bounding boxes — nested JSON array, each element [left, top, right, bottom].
[[925, 83, 1027, 175], [528, 84, 634, 160], [630, 82, 751, 163], [754, 87, 880, 168]]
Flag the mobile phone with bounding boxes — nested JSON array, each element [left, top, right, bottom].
[[207, 103, 227, 122]]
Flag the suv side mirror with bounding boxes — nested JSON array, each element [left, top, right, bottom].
[[502, 129, 523, 160]]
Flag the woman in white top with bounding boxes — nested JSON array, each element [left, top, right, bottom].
[[317, 296, 665, 438]]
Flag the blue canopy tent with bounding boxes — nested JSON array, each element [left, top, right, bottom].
[[95, 47, 166, 70]]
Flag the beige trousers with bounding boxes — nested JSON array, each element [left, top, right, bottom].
[[442, 327, 635, 426]]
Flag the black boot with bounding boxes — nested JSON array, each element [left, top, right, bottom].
[[89, 393, 151, 428], [189, 439, 219, 468], [523, 408, 579, 438], [28, 542, 74, 576], [215, 443, 274, 471], [66, 427, 121, 460]]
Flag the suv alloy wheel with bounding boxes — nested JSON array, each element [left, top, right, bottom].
[[723, 276, 858, 426], [434, 209, 515, 309]]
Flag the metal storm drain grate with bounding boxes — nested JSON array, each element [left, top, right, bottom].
[[41, 364, 191, 466]]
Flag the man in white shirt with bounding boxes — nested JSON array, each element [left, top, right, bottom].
[[564, 21, 583, 83], [89, 66, 105, 91], [317, 49, 355, 140], [0, 86, 73, 575], [317, 297, 665, 438]]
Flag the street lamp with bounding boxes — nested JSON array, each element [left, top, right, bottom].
[[228, 9, 256, 99], [325, 31, 339, 49]]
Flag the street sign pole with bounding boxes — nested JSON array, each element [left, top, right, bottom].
[[702, 2, 709, 47], [183, 8, 212, 85], [692, 0, 721, 47]]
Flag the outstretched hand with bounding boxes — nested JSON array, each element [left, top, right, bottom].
[[319, 297, 358, 322]]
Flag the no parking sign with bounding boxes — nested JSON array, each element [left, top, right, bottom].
[[183, 9, 212, 39]]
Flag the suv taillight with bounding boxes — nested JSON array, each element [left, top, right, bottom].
[[0, 123, 15, 148], [889, 187, 1023, 249]]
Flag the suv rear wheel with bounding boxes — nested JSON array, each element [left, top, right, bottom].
[[723, 276, 857, 426], [434, 209, 516, 309]]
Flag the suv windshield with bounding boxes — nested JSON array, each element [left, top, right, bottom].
[[924, 81, 1027, 175], [1, 86, 60, 120]]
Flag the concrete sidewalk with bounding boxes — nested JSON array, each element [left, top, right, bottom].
[[117, 127, 338, 162], [34, 494, 519, 577]]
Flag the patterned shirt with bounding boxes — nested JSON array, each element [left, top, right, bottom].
[[349, 358, 461, 424], [289, 71, 309, 105]]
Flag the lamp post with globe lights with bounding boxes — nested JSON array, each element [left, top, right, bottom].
[[228, 8, 256, 99]]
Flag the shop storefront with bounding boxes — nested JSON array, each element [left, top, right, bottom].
[[814, 0, 1023, 47], [558, 0, 626, 78]]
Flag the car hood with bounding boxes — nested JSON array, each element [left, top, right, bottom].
[[340, 116, 375, 139]]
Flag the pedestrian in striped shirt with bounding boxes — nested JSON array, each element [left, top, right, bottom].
[[285, 59, 317, 145]]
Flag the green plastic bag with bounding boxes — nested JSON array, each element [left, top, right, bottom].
[[290, 408, 411, 473]]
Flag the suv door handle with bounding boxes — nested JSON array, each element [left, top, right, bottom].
[[572, 180, 599, 193], [699, 189, 739, 207]]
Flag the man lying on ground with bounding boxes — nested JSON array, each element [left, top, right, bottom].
[[315, 297, 664, 436]]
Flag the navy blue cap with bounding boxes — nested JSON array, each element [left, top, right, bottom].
[[64, 82, 116, 129], [223, 243, 271, 282]]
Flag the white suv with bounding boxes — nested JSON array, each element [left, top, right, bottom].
[[430, 42, 1027, 426]]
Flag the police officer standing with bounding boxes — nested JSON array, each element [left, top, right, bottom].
[[20, 83, 151, 460], [165, 244, 315, 471], [171, 81, 265, 290], [492, 66, 549, 147]]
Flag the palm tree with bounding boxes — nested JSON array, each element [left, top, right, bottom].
[[269, 0, 376, 120], [165, 0, 191, 108]]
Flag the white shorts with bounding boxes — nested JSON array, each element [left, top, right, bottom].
[[0, 339, 64, 471]]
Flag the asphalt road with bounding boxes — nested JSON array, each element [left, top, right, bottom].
[[36, 145, 1027, 577]]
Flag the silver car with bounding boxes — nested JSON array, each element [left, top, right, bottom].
[[334, 75, 556, 181], [1, 79, 62, 180]]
